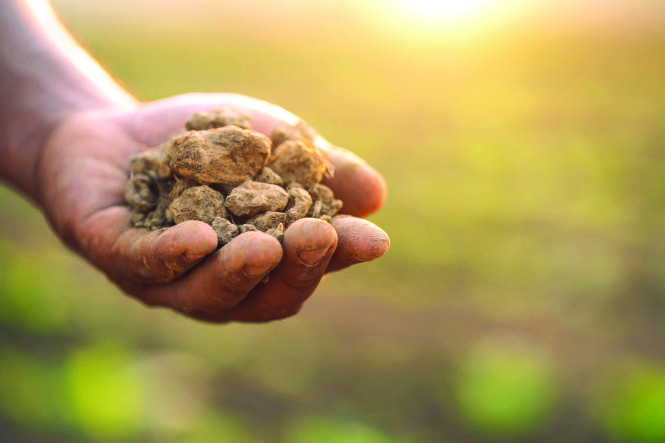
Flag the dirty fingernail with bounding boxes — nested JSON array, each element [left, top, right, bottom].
[[243, 263, 274, 278], [184, 249, 210, 261], [297, 246, 331, 266]]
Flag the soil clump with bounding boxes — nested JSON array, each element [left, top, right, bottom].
[[125, 109, 342, 247]]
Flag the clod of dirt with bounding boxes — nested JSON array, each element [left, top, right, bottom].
[[185, 109, 251, 131], [167, 179, 195, 201], [212, 217, 239, 246], [308, 183, 343, 218], [125, 174, 158, 212], [125, 108, 344, 249], [268, 140, 326, 188], [271, 120, 318, 147], [129, 144, 164, 176], [238, 224, 257, 234], [265, 225, 285, 243], [284, 186, 312, 226], [224, 181, 289, 217], [130, 195, 172, 230], [254, 167, 284, 187], [169, 185, 227, 224], [247, 211, 287, 232], [164, 126, 271, 187]]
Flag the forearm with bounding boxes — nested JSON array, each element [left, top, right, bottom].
[[0, 0, 136, 203]]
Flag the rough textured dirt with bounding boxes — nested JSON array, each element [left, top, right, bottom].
[[125, 109, 342, 246]]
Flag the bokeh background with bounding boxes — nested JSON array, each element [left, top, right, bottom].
[[2, 0, 665, 441]]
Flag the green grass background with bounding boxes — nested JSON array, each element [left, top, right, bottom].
[[2, 0, 665, 441]]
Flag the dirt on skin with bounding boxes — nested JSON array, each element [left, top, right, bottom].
[[125, 109, 342, 247]]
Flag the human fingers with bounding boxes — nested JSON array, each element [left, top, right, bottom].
[[319, 141, 387, 217], [325, 215, 390, 273], [220, 218, 337, 322], [128, 231, 283, 318], [77, 207, 218, 284]]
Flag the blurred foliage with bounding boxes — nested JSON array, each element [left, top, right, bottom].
[[282, 417, 396, 443], [64, 344, 144, 440], [0, 345, 70, 433], [591, 362, 665, 443], [454, 341, 558, 437], [0, 249, 71, 334], [2, 0, 665, 441], [175, 413, 256, 443]]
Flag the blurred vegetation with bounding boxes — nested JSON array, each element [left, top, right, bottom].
[[2, 0, 665, 441]]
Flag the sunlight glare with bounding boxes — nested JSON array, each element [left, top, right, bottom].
[[390, 0, 498, 27], [25, 0, 135, 105]]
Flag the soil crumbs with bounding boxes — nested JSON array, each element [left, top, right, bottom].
[[125, 109, 342, 247]]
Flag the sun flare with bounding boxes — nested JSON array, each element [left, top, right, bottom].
[[389, 0, 498, 27]]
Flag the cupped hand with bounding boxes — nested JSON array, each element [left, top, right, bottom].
[[36, 93, 389, 322]]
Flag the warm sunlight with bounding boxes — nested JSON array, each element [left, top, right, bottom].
[[25, 0, 134, 103], [388, 0, 500, 28]]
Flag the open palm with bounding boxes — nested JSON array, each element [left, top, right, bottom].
[[35, 93, 389, 322]]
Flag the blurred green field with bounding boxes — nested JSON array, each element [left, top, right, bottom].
[[2, 0, 665, 441]]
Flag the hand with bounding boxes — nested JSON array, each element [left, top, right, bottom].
[[36, 93, 389, 322]]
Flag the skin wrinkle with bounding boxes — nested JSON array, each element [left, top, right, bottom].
[[180, 236, 276, 314], [297, 243, 337, 267]]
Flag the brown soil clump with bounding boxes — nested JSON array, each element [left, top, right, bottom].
[[185, 109, 252, 131], [164, 126, 271, 187], [269, 140, 326, 187], [224, 181, 289, 217], [125, 109, 343, 247], [169, 185, 227, 224]]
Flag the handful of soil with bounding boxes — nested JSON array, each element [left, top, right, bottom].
[[124, 109, 342, 246]]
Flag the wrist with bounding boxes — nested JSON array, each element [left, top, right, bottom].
[[0, 85, 134, 205], [0, 0, 136, 204]]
